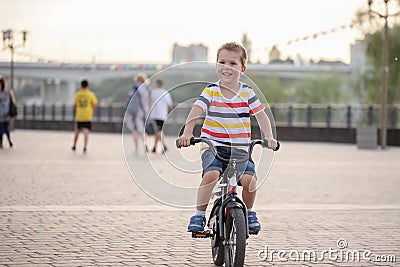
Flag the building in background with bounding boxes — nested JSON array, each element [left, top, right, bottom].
[[268, 45, 294, 65], [171, 43, 208, 63], [269, 45, 281, 63], [241, 33, 253, 64], [350, 37, 369, 74]]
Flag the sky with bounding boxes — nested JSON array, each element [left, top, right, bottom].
[[0, 0, 398, 64]]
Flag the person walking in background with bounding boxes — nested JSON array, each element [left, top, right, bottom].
[[149, 79, 173, 153], [0, 76, 16, 149], [72, 79, 98, 154], [126, 73, 151, 155]]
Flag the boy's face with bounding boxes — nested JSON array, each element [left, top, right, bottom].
[[216, 49, 246, 84]]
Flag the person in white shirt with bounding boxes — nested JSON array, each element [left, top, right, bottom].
[[149, 79, 173, 153]]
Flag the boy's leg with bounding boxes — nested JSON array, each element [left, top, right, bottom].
[[240, 174, 257, 209], [196, 170, 220, 211], [188, 170, 219, 232], [83, 128, 90, 152], [72, 127, 80, 150], [240, 174, 261, 232]]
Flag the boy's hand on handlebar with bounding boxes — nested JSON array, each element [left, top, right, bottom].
[[178, 133, 194, 148], [266, 138, 279, 151]]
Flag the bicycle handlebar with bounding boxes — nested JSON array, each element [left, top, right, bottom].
[[176, 137, 280, 164]]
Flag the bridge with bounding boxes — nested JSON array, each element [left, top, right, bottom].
[[0, 61, 355, 104]]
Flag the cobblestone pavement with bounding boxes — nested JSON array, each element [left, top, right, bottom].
[[0, 130, 399, 266]]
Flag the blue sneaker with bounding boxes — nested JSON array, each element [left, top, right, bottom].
[[248, 211, 261, 233], [187, 215, 206, 232]]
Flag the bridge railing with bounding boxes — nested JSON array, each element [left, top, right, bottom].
[[15, 103, 400, 129], [270, 103, 399, 129]]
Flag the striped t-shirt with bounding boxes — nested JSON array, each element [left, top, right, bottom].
[[194, 81, 265, 150]]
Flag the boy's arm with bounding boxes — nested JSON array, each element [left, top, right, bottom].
[[178, 105, 203, 147], [255, 111, 278, 150]]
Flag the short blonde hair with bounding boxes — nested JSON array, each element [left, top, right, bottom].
[[216, 42, 248, 68], [134, 72, 148, 84]]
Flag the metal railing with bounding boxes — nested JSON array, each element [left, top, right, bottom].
[[270, 103, 399, 129], [15, 103, 400, 129], [17, 103, 125, 123]]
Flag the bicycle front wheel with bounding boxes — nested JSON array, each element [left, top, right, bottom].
[[224, 208, 246, 267], [211, 219, 224, 266]]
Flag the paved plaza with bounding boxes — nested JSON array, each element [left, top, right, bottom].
[[0, 130, 399, 266]]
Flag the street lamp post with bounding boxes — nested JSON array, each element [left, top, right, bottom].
[[367, 0, 399, 149], [2, 29, 27, 90]]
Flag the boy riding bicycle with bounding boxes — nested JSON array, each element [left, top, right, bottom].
[[178, 42, 278, 234]]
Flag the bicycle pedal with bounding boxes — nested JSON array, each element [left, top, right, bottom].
[[191, 231, 212, 238], [249, 231, 259, 235]]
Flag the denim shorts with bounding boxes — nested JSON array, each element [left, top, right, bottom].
[[201, 146, 256, 179]]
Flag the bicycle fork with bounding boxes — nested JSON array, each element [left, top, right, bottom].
[[218, 172, 249, 240]]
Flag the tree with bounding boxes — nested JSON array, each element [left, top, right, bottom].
[[292, 74, 352, 104], [364, 25, 400, 104], [354, 3, 400, 104], [246, 73, 288, 103], [91, 77, 132, 103]]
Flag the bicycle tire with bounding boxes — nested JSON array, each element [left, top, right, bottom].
[[212, 237, 224, 266], [224, 208, 246, 267], [211, 213, 224, 266]]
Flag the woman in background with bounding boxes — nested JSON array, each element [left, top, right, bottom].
[[0, 76, 16, 148]]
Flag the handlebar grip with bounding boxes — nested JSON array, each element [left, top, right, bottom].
[[176, 137, 197, 148], [262, 139, 280, 151], [275, 141, 280, 151], [190, 137, 197, 145]]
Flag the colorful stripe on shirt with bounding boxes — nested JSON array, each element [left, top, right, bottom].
[[194, 82, 264, 148]]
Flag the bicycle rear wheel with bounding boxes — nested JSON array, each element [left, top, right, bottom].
[[224, 208, 246, 267]]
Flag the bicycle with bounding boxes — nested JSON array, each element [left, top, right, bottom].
[[176, 137, 279, 267]]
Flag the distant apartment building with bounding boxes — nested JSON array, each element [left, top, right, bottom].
[[172, 43, 208, 63], [350, 38, 369, 74], [241, 33, 253, 64]]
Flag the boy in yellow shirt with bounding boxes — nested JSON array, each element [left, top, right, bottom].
[[72, 80, 98, 153]]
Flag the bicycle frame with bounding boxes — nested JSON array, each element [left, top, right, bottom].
[[209, 140, 272, 238], [215, 159, 250, 240], [177, 136, 279, 238]]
